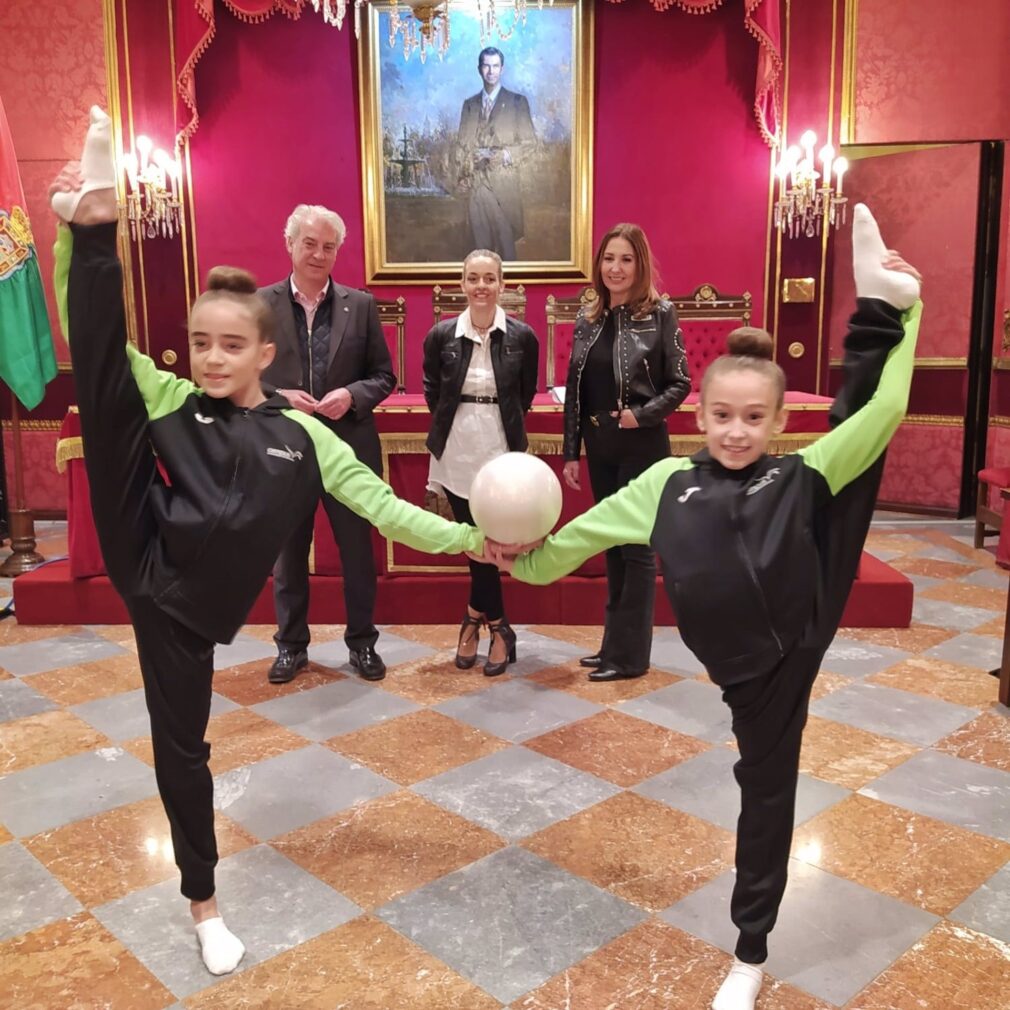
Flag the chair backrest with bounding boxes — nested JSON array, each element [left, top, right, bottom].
[[545, 286, 599, 388], [669, 284, 753, 392], [431, 284, 527, 326], [374, 296, 407, 393]]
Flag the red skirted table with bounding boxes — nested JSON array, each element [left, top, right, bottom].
[[22, 390, 913, 628]]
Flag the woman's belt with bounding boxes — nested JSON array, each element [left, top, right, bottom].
[[459, 394, 499, 404]]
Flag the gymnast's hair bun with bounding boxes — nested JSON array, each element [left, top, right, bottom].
[[205, 266, 257, 295], [726, 326, 774, 361]]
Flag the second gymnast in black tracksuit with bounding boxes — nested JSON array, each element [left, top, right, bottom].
[[491, 207, 922, 1010], [54, 210, 485, 974]]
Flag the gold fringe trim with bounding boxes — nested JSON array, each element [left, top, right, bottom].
[[2, 419, 62, 431], [55, 436, 84, 474]]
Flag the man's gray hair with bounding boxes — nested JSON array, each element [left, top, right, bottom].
[[284, 204, 346, 247]]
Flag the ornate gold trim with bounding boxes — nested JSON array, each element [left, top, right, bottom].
[[901, 414, 964, 427], [828, 357, 968, 368], [57, 361, 73, 373], [771, 0, 792, 356], [993, 357, 1010, 371], [55, 435, 84, 473], [988, 416, 1010, 428], [840, 0, 857, 144], [357, 0, 594, 284], [2, 420, 62, 431]]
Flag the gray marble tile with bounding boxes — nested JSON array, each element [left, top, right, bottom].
[[961, 568, 1010, 590], [909, 543, 979, 565], [413, 746, 618, 840], [70, 688, 236, 741], [0, 748, 155, 836], [649, 628, 708, 676], [810, 681, 978, 747], [0, 842, 82, 941], [0, 631, 127, 677], [309, 631, 435, 673], [376, 846, 646, 1004], [94, 844, 359, 998], [911, 597, 998, 632], [633, 748, 849, 831], [508, 628, 587, 676], [661, 861, 938, 1006], [434, 679, 601, 743], [860, 750, 1010, 841], [619, 679, 732, 744], [212, 633, 278, 671], [819, 637, 910, 678], [906, 573, 943, 592], [251, 678, 419, 741], [213, 744, 396, 839], [0, 678, 57, 723], [867, 546, 903, 561], [949, 862, 1010, 944], [924, 633, 1003, 670]]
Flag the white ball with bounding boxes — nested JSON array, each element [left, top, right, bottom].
[[469, 452, 563, 545]]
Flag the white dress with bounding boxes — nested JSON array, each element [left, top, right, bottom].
[[427, 306, 510, 499]]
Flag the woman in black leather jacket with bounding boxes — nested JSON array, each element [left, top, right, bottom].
[[562, 223, 690, 681], [423, 249, 539, 676]]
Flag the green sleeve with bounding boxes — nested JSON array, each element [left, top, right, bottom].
[[798, 301, 922, 495], [126, 344, 198, 420], [287, 411, 485, 557], [512, 455, 691, 585]]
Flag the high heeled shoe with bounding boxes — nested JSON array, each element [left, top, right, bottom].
[[455, 613, 484, 669], [484, 620, 517, 677]]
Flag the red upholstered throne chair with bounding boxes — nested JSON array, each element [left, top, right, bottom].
[[975, 466, 1010, 548], [375, 296, 407, 393], [670, 284, 754, 392], [432, 283, 527, 325]]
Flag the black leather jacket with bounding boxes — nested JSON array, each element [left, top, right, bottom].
[[563, 300, 690, 460], [423, 315, 539, 459]]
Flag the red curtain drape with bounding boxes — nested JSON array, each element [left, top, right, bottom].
[[173, 0, 782, 150]]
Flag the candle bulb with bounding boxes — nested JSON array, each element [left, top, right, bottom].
[[833, 156, 848, 195], [800, 129, 816, 169], [122, 152, 138, 191], [819, 144, 834, 189], [136, 135, 152, 175]]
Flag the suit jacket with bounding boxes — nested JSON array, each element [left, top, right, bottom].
[[260, 278, 395, 472], [457, 87, 536, 238]]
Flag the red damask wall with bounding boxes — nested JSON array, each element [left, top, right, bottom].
[[0, 0, 107, 512]]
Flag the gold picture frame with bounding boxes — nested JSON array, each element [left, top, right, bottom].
[[357, 0, 594, 284]]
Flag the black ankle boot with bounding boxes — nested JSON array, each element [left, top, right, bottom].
[[484, 620, 517, 677]]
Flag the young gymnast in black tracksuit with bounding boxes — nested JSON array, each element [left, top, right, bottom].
[[50, 111, 485, 977], [483, 205, 922, 1010]]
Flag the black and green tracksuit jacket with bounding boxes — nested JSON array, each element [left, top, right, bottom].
[[512, 299, 922, 685]]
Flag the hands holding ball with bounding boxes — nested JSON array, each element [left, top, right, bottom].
[[466, 452, 562, 570]]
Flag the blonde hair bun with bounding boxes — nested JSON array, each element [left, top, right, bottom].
[[726, 326, 773, 361], [205, 266, 258, 296]]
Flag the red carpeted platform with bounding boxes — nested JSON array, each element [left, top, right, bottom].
[[13, 552, 912, 629]]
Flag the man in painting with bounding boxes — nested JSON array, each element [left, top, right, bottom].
[[457, 46, 537, 260]]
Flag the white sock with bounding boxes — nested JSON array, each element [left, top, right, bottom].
[[851, 203, 920, 310], [51, 106, 116, 222], [195, 916, 245, 976], [712, 959, 764, 1010]]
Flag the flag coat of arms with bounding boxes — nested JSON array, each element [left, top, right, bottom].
[[0, 95, 57, 410]]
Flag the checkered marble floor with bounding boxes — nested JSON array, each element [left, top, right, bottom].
[[2, 521, 1009, 1009]]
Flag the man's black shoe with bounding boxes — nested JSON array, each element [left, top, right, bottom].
[[579, 653, 604, 669], [349, 646, 386, 681], [268, 648, 308, 684], [587, 665, 647, 682]]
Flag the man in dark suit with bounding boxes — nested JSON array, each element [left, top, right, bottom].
[[261, 204, 395, 684], [457, 46, 537, 260]]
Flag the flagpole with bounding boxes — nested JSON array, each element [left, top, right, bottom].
[[0, 398, 45, 576]]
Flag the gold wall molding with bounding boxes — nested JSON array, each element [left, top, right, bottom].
[[2, 420, 62, 431], [988, 416, 1010, 428], [828, 357, 968, 368], [901, 414, 965, 427]]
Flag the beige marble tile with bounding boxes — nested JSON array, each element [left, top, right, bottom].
[[529, 661, 681, 704], [527, 624, 604, 650], [524, 710, 710, 787], [868, 655, 999, 708], [846, 920, 1010, 1010], [809, 670, 854, 701], [792, 794, 1010, 915], [273, 790, 504, 910], [0, 623, 83, 647], [184, 915, 502, 1009], [0, 912, 173, 1009], [935, 708, 1010, 772], [918, 581, 1005, 611], [384, 623, 464, 650], [28, 652, 143, 706], [24, 797, 256, 906], [838, 623, 957, 652], [326, 708, 508, 785], [892, 556, 978, 579], [799, 716, 918, 790], [377, 652, 501, 704], [0, 710, 110, 774], [205, 708, 309, 775], [513, 919, 833, 1010], [210, 658, 346, 706], [522, 792, 734, 912]]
